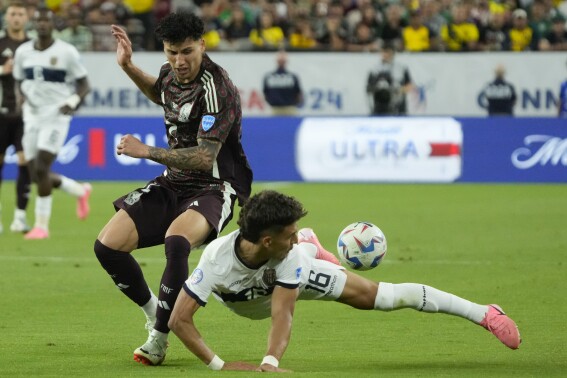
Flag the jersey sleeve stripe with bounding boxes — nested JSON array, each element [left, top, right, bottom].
[[183, 283, 207, 307], [275, 281, 299, 289], [201, 70, 219, 113]]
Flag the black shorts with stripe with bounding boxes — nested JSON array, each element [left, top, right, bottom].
[[113, 176, 238, 248]]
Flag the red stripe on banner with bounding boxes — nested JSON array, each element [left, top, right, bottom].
[[429, 143, 461, 157], [89, 128, 106, 167]]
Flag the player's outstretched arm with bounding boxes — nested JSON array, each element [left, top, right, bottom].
[[111, 24, 159, 104], [169, 290, 257, 371], [147, 138, 222, 171], [256, 286, 298, 373]]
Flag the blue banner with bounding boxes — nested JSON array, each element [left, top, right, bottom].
[[1, 116, 565, 183]]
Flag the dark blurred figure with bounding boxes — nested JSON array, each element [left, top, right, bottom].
[[481, 65, 517, 116]]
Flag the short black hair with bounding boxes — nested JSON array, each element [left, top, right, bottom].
[[238, 190, 308, 243], [155, 11, 204, 44]]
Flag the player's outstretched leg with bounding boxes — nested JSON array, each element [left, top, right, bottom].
[[479, 304, 521, 349], [76, 182, 92, 220], [374, 282, 521, 349], [298, 228, 341, 265]]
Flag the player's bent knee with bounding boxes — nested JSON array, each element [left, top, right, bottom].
[[164, 235, 191, 259]]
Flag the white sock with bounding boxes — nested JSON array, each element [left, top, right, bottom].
[[59, 176, 86, 197], [150, 328, 168, 344], [14, 208, 27, 220], [374, 282, 488, 324], [35, 195, 53, 230], [141, 291, 158, 321]]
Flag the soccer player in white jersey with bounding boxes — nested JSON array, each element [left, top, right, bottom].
[[168, 190, 521, 372], [12, 7, 91, 239]]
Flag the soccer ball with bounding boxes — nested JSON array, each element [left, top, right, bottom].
[[337, 222, 387, 271]]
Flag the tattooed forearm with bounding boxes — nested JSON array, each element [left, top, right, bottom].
[[148, 139, 220, 170]]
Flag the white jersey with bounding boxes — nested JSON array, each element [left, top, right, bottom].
[[13, 39, 87, 118], [184, 230, 346, 320]]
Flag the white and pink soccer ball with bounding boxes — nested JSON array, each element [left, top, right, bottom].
[[337, 222, 387, 271]]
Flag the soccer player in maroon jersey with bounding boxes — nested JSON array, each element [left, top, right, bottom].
[[0, 1, 30, 233], [94, 12, 253, 366]]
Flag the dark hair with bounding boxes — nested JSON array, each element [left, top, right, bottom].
[[155, 11, 204, 44], [238, 190, 307, 243]]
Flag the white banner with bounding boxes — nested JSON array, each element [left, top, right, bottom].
[[296, 117, 463, 182], [78, 52, 565, 117]]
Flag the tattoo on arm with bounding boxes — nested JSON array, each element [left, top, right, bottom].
[[148, 139, 221, 170]]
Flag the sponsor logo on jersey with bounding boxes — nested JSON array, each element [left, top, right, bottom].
[[1, 48, 13, 58], [191, 268, 204, 284], [202, 115, 215, 131], [124, 190, 142, 205], [50, 56, 57, 66]]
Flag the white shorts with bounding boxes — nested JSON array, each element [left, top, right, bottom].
[[298, 258, 347, 301], [22, 109, 71, 160]]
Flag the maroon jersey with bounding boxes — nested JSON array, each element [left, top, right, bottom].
[[0, 33, 29, 114], [153, 54, 252, 203]]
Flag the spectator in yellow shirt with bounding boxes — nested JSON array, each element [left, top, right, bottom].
[[440, 3, 479, 51], [507, 8, 534, 51], [250, 10, 285, 50], [403, 10, 438, 51]]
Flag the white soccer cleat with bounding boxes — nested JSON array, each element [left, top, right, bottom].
[[133, 334, 168, 366], [10, 217, 31, 233]]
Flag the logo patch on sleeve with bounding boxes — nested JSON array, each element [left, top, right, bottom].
[[190, 268, 204, 284], [202, 115, 216, 131], [295, 267, 302, 279]]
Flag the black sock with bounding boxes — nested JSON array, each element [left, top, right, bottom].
[[94, 239, 151, 306], [16, 165, 31, 210], [154, 235, 191, 333]]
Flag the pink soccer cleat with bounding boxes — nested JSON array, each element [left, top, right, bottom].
[[480, 304, 521, 349], [24, 227, 49, 240], [77, 183, 92, 220], [298, 228, 341, 265]]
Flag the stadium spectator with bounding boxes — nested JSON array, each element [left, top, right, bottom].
[[288, 16, 318, 50], [313, 2, 349, 51], [249, 9, 285, 50], [55, 6, 93, 51], [529, 0, 552, 45], [262, 50, 303, 115], [95, 11, 252, 366], [223, 2, 254, 51], [366, 44, 412, 115], [402, 9, 438, 52], [481, 64, 517, 116], [199, 0, 225, 50], [538, 14, 567, 51], [347, 21, 380, 52], [168, 190, 521, 372], [421, 0, 447, 37], [478, 11, 509, 51], [13, 6, 91, 240], [380, 3, 406, 51], [0, 1, 31, 234], [507, 8, 534, 51], [440, 3, 479, 51], [558, 60, 567, 117], [123, 0, 155, 50]]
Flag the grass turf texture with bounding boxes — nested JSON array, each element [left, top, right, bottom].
[[0, 182, 565, 377]]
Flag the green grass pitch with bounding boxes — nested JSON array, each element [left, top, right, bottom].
[[0, 182, 566, 377]]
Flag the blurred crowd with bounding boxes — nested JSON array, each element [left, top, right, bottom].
[[2, 0, 567, 52]]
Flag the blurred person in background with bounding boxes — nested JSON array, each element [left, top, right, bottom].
[[506, 8, 534, 51], [13, 6, 91, 239], [55, 6, 93, 51], [223, 2, 254, 50], [481, 64, 517, 116], [96, 11, 252, 366], [262, 50, 303, 115], [366, 44, 412, 115], [249, 9, 285, 50], [402, 9, 438, 52], [123, 0, 155, 50], [380, 3, 406, 51], [529, 0, 552, 46], [440, 3, 479, 51], [538, 14, 567, 50], [478, 11, 509, 51], [288, 15, 319, 50], [0, 1, 31, 234]]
